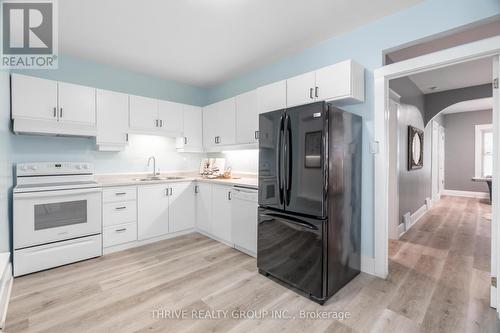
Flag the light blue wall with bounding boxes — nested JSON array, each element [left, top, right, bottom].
[[205, 0, 500, 257]]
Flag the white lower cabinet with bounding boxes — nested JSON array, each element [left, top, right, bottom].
[[102, 186, 138, 248], [138, 184, 170, 240], [169, 182, 196, 233], [211, 185, 233, 244], [103, 222, 137, 248], [196, 182, 213, 234]]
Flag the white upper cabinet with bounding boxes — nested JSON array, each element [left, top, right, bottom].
[[286, 60, 364, 107], [169, 182, 196, 233], [286, 71, 316, 108], [12, 74, 58, 122], [158, 100, 183, 136], [96, 89, 129, 150], [11, 74, 97, 136], [58, 82, 96, 125], [235, 90, 259, 144], [315, 60, 364, 103], [257, 80, 287, 114], [129, 95, 158, 132], [203, 97, 236, 148], [177, 105, 203, 152]]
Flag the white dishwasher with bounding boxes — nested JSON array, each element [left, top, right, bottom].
[[231, 186, 258, 257]]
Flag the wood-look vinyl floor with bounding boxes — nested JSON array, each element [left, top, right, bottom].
[[5, 196, 499, 332]]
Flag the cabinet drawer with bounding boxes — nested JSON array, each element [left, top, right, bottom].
[[102, 186, 136, 203], [103, 222, 137, 247], [103, 201, 137, 227]]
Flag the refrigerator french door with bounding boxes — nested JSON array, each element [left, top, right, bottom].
[[258, 102, 327, 218]]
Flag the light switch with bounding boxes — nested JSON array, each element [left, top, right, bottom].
[[369, 141, 379, 154]]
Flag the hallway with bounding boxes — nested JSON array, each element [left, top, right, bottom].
[[388, 195, 498, 332]]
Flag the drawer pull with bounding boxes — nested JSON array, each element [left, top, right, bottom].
[[115, 192, 127, 196], [115, 228, 127, 232], [115, 206, 127, 210]]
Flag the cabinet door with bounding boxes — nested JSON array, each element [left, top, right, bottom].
[[58, 82, 96, 125], [169, 182, 196, 233], [212, 185, 232, 243], [196, 183, 212, 234], [235, 90, 259, 144], [216, 98, 236, 145], [96, 89, 129, 146], [202, 104, 216, 149], [11, 74, 58, 121], [203, 98, 236, 146], [257, 80, 286, 114], [138, 184, 169, 240], [180, 105, 203, 151], [286, 71, 316, 108], [158, 100, 183, 136], [315, 61, 351, 101], [129, 95, 158, 131]]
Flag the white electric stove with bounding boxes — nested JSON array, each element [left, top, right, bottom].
[[13, 162, 102, 276]]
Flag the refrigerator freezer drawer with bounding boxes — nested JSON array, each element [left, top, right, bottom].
[[257, 208, 325, 299]]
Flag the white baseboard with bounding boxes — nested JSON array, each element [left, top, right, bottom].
[[400, 201, 429, 238], [0, 253, 12, 331], [361, 255, 375, 276], [442, 189, 489, 199], [397, 223, 406, 238]]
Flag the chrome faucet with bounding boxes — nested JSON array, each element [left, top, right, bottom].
[[147, 156, 157, 177]]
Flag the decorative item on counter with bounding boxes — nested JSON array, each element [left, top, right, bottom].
[[222, 167, 232, 179], [199, 158, 226, 178]]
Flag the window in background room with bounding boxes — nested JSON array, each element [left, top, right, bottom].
[[475, 124, 493, 177]]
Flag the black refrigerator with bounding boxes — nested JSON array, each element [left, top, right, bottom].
[[257, 101, 362, 305]]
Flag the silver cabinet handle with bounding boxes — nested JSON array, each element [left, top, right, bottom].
[[155, 119, 159, 127], [309, 87, 313, 99], [53, 107, 57, 118], [194, 185, 199, 194], [228, 191, 232, 200], [115, 228, 127, 232], [255, 130, 259, 140], [160, 119, 163, 127], [184, 137, 188, 145], [115, 192, 126, 196], [169, 188, 173, 196], [165, 188, 169, 196], [115, 206, 126, 210], [315, 86, 319, 98], [59, 107, 63, 118]]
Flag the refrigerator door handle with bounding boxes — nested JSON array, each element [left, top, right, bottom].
[[277, 114, 285, 205], [284, 114, 292, 205], [262, 212, 319, 231]]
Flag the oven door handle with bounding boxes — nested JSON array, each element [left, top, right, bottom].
[[14, 187, 102, 199]]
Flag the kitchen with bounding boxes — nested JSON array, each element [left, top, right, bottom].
[[1, 1, 499, 332]]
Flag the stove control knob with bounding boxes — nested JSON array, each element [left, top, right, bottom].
[[76, 165, 82, 170], [30, 165, 38, 171], [82, 164, 89, 170], [21, 165, 28, 171]]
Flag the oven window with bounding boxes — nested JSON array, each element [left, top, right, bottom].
[[34, 200, 87, 230]]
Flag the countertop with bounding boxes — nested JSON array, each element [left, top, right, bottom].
[[95, 172, 258, 189]]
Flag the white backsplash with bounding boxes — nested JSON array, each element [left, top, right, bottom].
[[208, 150, 258, 174]]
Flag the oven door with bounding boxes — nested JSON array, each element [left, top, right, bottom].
[[14, 187, 102, 249]]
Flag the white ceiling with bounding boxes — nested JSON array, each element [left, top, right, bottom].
[[408, 57, 493, 94], [441, 97, 493, 115], [59, 0, 422, 87]]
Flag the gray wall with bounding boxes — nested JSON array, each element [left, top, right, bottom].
[[425, 84, 492, 125], [389, 77, 432, 222], [444, 109, 493, 193]]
